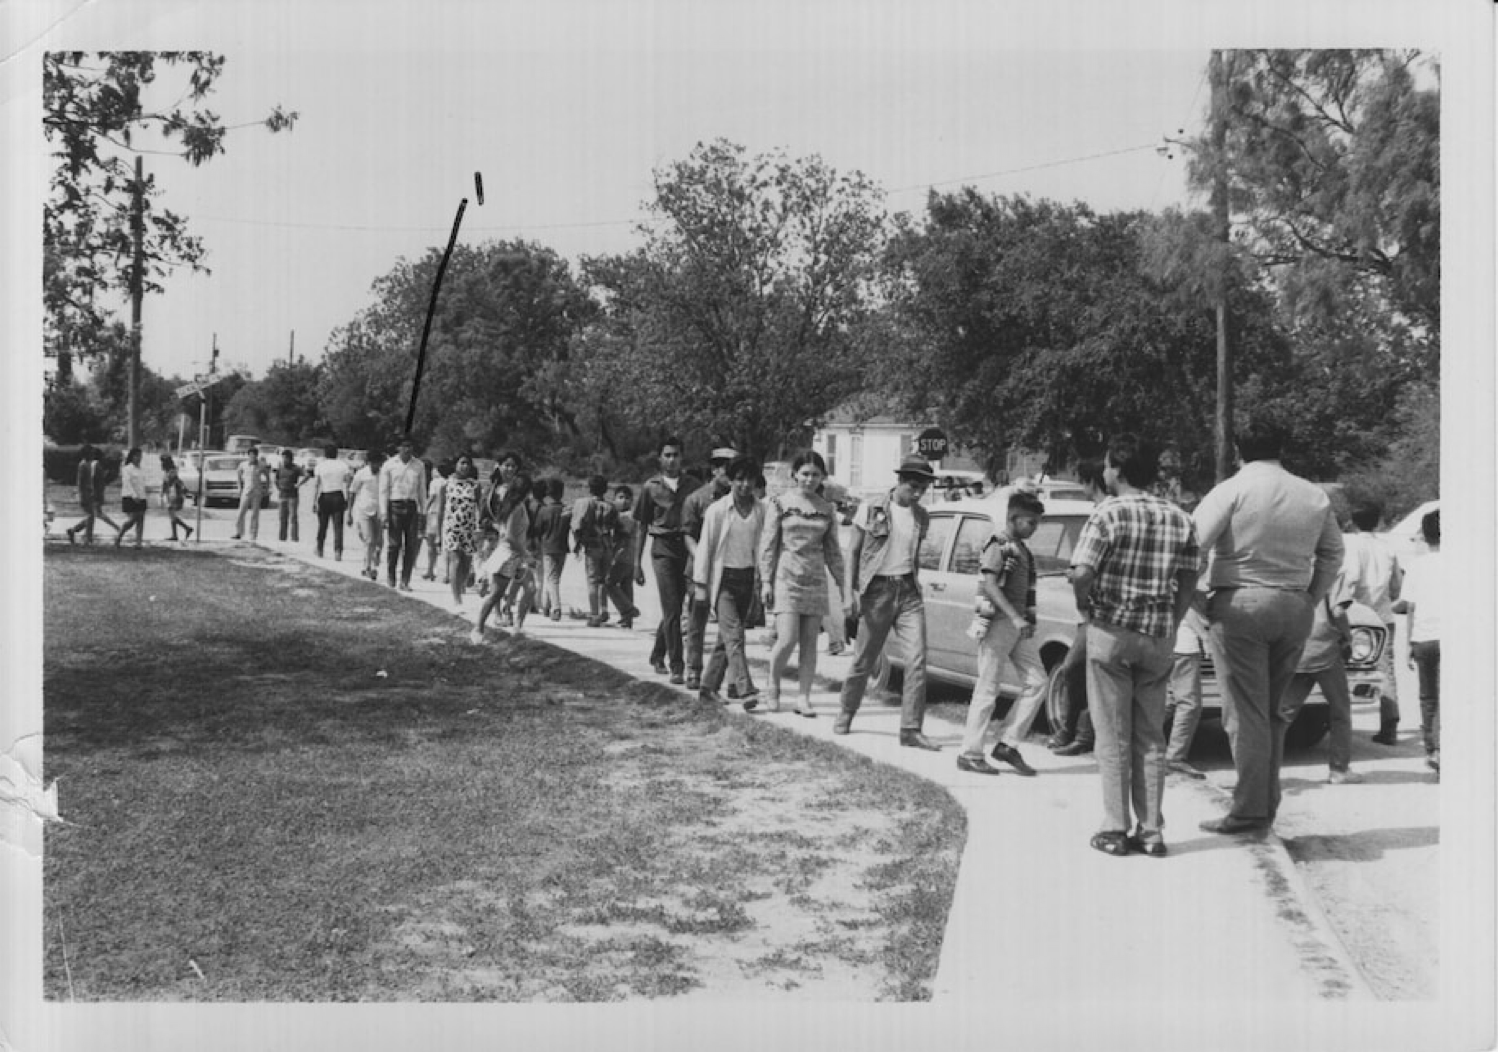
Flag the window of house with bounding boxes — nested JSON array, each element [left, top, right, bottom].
[[849, 434, 863, 489]]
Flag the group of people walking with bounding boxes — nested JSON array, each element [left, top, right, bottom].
[[63, 444, 193, 548]]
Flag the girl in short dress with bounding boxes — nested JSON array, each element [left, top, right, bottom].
[[471, 473, 536, 643], [442, 455, 481, 611], [758, 451, 847, 715]]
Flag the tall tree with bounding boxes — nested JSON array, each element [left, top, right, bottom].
[[576, 140, 887, 460], [222, 359, 329, 443], [1188, 49, 1439, 366], [318, 240, 594, 458], [874, 191, 1290, 487], [42, 51, 296, 439]]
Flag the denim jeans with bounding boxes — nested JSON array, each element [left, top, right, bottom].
[[386, 500, 421, 585], [960, 617, 1047, 757], [1207, 587, 1314, 822], [1085, 621, 1173, 836], [278, 490, 299, 542], [607, 561, 637, 620], [838, 574, 927, 732], [1165, 652, 1203, 763], [1410, 639, 1440, 754], [235, 490, 263, 539], [1376, 621, 1401, 724], [316, 492, 346, 556], [540, 552, 567, 614], [703, 568, 757, 694], [1278, 660, 1353, 771]]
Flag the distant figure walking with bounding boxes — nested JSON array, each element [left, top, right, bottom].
[[65, 445, 117, 544], [114, 447, 149, 548], [472, 474, 536, 642], [442, 455, 482, 612], [311, 444, 351, 560], [160, 455, 194, 543], [348, 450, 387, 580], [232, 446, 270, 541], [380, 439, 428, 591]]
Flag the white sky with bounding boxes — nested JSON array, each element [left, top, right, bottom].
[[3, 1, 1495, 1050]]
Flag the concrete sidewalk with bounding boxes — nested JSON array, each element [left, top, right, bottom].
[[245, 531, 1370, 1004]]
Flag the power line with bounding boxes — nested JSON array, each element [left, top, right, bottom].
[[887, 143, 1161, 195]]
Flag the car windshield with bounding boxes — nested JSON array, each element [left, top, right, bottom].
[[206, 457, 240, 471]]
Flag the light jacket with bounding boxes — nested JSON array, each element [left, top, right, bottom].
[[850, 489, 929, 597], [693, 492, 766, 603]]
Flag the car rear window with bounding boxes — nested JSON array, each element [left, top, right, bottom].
[[1028, 515, 1086, 573]]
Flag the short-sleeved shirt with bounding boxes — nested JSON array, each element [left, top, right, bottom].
[[348, 466, 380, 517], [275, 463, 303, 496], [238, 459, 269, 493], [1341, 531, 1401, 622], [1402, 552, 1442, 643], [850, 497, 917, 577], [533, 502, 572, 556], [1072, 493, 1200, 639], [315, 457, 352, 496], [981, 531, 1036, 618]]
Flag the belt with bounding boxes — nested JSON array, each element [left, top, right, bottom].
[[390, 499, 417, 506], [875, 572, 914, 580]]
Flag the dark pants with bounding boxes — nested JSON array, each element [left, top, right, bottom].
[[1057, 630, 1095, 745], [1410, 639, 1440, 754], [686, 562, 710, 675], [839, 574, 928, 732], [387, 500, 421, 585], [316, 492, 346, 555], [703, 568, 756, 694], [648, 537, 689, 673], [278, 490, 299, 541], [608, 561, 638, 620]]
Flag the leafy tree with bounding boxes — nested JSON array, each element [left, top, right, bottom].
[[1189, 50, 1438, 366], [222, 360, 328, 444], [42, 51, 296, 376], [318, 240, 595, 459], [873, 191, 1291, 487], [43, 381, 110, 444], [575, 140, 887, 461]]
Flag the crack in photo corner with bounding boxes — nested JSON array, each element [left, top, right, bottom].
[[0, 0, 97, 69], [0, 735, 62, 854]]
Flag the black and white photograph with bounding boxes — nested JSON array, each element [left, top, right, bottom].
[[4, 0, 1492, 1049]]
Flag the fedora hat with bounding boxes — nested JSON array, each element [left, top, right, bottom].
[[896, 455, 938, 480]]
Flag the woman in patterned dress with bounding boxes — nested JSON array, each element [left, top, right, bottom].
[[442, 455, 481, 611], [758, 451, 847, 716]]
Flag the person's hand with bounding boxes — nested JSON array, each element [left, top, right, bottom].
[[694, 583, 709, 603], [762, 585, 775, 610], [846, 593, 860, 621], [635, 567, 646, 586], [1019, 623, 1036, 640]]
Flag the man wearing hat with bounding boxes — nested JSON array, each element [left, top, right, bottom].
[[681, 445, 740, 690], [834, 454, 942, 749]]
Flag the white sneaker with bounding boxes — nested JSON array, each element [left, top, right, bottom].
[[468, 628, 484, 645], [1327, 768, 1365, 785]]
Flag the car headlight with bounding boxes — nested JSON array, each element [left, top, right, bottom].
[[1346, 626, 1381, 666]]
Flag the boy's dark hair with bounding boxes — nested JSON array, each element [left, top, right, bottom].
[[1350, 501, 1383, 532], [531, 478, 549, 502], [438, 459, 455, 477], [1105, 433, 1159, 489], [661, 436, 684, 454], [324, 443, 339, 458], [727, 457, 761, 481], [1008, 492, 1046, 518], [367, 450, 387, 468], [753, 474, 767, 490], [588, 474, 609, 497], [1236, 418, 1288, 463], [1421, 508, 1440, 545], [1075, 456, 1105, 491], [614, 484, 633, 501], [546, 477, 565, 500]]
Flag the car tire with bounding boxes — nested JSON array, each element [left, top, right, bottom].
[[1041, 659, 1070, 737], [1285, 706, 1331, 750]]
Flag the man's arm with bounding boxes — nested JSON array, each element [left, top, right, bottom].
[[378, 464, 391, 522], [1307, 508, 1346, 602], [1070, 565, 1096, 620], [1171, 566, 1199, 627]]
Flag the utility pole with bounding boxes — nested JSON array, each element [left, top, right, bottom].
[[127, 155, 146, 450], [1209, 50, 1235, 483]]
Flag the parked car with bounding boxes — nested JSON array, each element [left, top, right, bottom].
[[176, 450, 209, 501], [882, 500, 1387, 748], [295, 446, 326, 477], [198, 453, 273, 509], [1381, 498, 1439, 566]]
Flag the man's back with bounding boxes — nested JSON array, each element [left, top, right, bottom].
[[1194, 461, 1342, 592], [1342, 530, 1400, 621]]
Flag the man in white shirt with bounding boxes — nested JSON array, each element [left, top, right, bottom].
[[380, 439, 429, 591], [232, 446, 271, 541], [1342, 501, 1404, 744], [834, 455, 940, 750], [310, 444, 352, 559], [347, 450, 387, 580]]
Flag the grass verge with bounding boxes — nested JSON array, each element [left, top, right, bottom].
[[42, 543, 965, 1001]]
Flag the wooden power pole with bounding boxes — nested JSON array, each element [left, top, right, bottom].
[[127, 155, 146, 450], [1210, 51, 1235, 482]]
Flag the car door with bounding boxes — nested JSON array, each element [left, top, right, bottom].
[[923, 510, 996, 681], [914, 512, 960, 673]]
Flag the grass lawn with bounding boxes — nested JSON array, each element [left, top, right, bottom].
[[42, 544, 966, 1002]]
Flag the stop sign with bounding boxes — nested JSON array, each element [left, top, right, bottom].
[[916, 427, 948, 461]]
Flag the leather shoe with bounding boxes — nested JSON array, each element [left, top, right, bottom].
[[956, 755, 1001, 775], [1199, 815, 1268, 835], [651, 661, 668, 675], [1055, 739, 1094, 757], [899, 730, 942, 751], [990, 742, 1036, 776], [1045, 734, 1072, 751], [1167, 759, 1206, 779], [699, 689, 726, 704], [669, 671, 685, 685], [832, 713, 852, 735], [686, 674, 701, 690]]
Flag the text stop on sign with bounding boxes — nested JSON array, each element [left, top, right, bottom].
[[916, 427, 948, 460]]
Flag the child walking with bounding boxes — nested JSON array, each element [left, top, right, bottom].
[[160, 455, 194, 543]]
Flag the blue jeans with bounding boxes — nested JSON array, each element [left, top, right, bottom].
[[960, 617, 1047, 756], [278, 490, 299, 541], [541, 552, 567, 614], [649, 539, 689, 673], [1207, 587, 1314, 822], [1085, 621, 1173, 836], [838, 574, 927, 732], [1410, 639, 1440, 754], [1278, 659, 1353, 772]]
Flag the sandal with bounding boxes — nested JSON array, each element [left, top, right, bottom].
[[1125, 832, 1168, 858], [794, 702, 817, 719], [1090, 831, 1132, 857], [766, 693, 782, 713]]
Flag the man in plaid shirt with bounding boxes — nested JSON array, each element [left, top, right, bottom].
[[1070, 435, 1200, 858]]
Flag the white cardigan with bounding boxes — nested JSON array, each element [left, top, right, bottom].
[[692, 492, 766, 602]]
